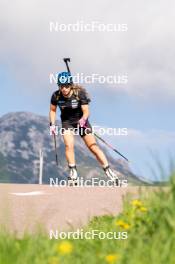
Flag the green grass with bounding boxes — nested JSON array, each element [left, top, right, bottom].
[[1, 173, 175, 264]]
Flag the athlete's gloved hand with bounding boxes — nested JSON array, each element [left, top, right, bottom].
[[78, 117, 87, 128], [49, 124, 57, 135]]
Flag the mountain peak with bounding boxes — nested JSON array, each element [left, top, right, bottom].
[[0, 112, 141, 184]]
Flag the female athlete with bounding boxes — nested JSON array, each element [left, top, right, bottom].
[[49, 72, 118, 184]]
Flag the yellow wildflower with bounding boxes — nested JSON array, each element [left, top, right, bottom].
[[139, 206, 148, 212], [131, 199, 142, 208], [56, 241, 73, 255], [105, 254, 120, 263], [116, 220, 130, 230]]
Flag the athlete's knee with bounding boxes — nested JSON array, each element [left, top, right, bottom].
[[88, 143, 99, 153], [65, 143, 74, 151]]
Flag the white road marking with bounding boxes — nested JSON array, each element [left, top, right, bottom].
[[10, 191, 48, 196]]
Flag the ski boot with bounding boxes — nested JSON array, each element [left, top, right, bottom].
[[68, 165, 78, 186], [103, 165, 119, 186]]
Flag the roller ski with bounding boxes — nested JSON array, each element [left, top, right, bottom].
[[67, 165, 78, 186]]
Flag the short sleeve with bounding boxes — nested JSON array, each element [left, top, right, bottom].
[[79, 89, 91, 105], [50, 92, 58, 106]]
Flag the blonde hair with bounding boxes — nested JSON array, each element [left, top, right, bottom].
[[57, 84, 89, 101], [71, 84, 87, 100]]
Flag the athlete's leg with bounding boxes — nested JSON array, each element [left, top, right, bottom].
[[82, 133, 118, 183], [82, 133, 108, 167], [62, 129, 75, 165], [62, 129, 78, 183]]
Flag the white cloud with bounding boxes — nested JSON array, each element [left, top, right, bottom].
[[126, 129, 175, 147], [92, 126, 175, 150], [1, 0, 175, 102]]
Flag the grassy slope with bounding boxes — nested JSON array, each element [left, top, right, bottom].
[[0, 173, 175, 264]]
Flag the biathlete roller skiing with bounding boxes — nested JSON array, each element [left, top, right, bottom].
[[49, 58, 127, 186]]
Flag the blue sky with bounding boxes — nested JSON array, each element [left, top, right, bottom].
[[1, 0, 175, 181]]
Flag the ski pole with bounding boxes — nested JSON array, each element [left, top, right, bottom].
[[93, 131, 129, 162], [53, 133, 58, 166]]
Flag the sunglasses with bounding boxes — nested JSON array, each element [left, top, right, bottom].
[[59, 84, 71, 89]]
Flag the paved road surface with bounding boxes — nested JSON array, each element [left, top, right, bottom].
[[0, 184, 139, 236]]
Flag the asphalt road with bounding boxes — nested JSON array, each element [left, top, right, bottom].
[[0, 184, 139, 236]]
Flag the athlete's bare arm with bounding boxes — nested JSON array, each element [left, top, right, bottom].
[[81, 104, 89, 119], [49, 104, 57, 124]]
